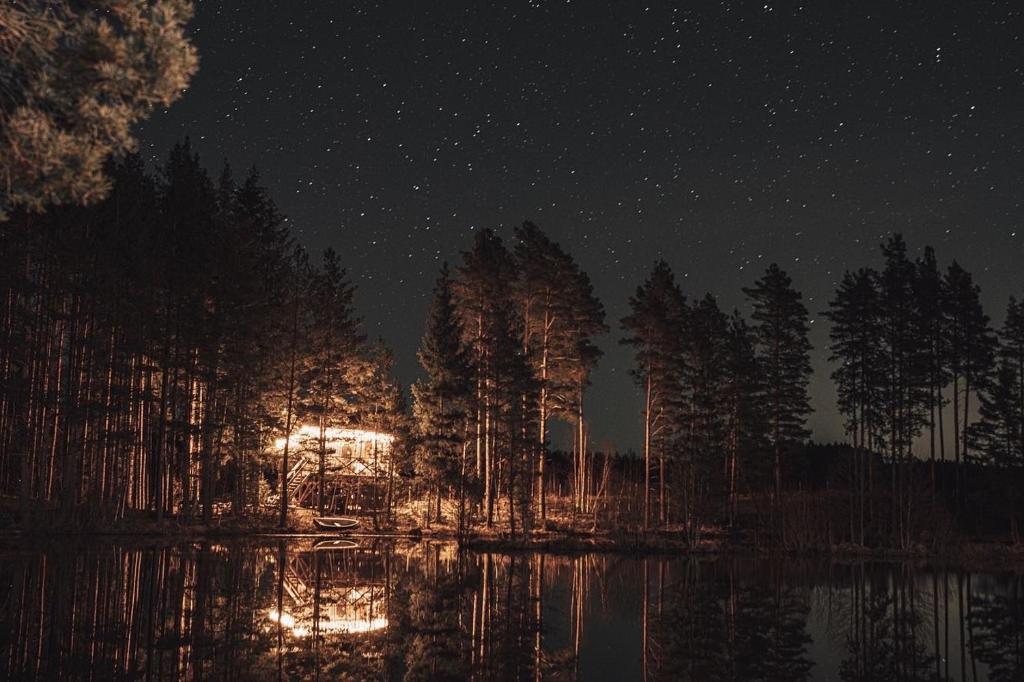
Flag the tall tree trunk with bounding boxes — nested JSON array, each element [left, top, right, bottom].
[[279, 304, 299, 529], [643, 373, 651, 531]]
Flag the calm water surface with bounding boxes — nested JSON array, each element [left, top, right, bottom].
[[1, 538, 1021, 680]]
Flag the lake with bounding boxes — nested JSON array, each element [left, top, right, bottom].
[[0, 538, 1020, 680]]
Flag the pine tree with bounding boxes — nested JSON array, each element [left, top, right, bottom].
[[489, 311, 538, 534], [0, 141, 387, 530], [971, 360, 1023, 468], [722, 310, 766, 526], [156, 138, 221, 521], [999, 297, 1024, 462], [678, 294, 731, 541], [743, 264, 813, 501], [825, 267, 884, 545], [970, 298, 1024, 542], [943, 262, 997, 469], [356, 341, 406, 524], [826, 268, 884, 451], [0, 1, 198, 215], [877, 235, 931, 547], [561, 267, 606, 517], [513, 222, 606, 518], [412, 265, 473, 527], [914, 246, 949, 495], [452, 229, 524, 527], [621, 261, 687, 529]]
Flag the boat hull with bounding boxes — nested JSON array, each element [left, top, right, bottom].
[[313, 517, 359, 531]]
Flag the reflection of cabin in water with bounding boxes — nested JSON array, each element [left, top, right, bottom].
[[268, 547, 390, 638], [274, 425, 393, 515]]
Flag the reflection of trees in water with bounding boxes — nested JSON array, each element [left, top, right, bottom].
[[968, 574, 1024, 682], [465, 552, 542, 681], [648, 558, 813, 682], [0, 542, 279, 679], [820, 564, 1024, 682], [2, 544, 1024, 680], [399, 544, 469, 681], [837, 564, 939, 682]]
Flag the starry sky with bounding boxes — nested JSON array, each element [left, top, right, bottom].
[[138, 0, 1023, 452]]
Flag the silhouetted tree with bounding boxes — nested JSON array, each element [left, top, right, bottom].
[[413, 265, 473, 526], [621, 261, 687, 529], [297, 249, 365, 516], [943, 261, 997, 503], [826, 267, 885, 543], [743, 264, 813, 502]]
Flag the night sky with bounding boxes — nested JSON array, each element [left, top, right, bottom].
[[138, 1, 1023, 452]]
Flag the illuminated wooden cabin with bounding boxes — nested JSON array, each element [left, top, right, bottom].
[[274, 425, 394, 515]]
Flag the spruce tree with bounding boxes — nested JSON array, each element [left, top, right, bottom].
[[356, 341, 406, 523], [489, 310, 538, 534], [298, 248, 365, 516], [412, 265, 473, 526], [678, 293, 731, 540]]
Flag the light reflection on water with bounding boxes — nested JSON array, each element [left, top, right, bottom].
[[0, 539, 1020, 680]]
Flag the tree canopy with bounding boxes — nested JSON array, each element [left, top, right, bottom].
[[0, 0, 197, 216]]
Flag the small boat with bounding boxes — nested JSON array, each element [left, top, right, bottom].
[[313, 538, 358, 551], [313, 516, 359, 531]]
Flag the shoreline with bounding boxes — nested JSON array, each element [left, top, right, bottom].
[[3, 523, 1024, 569]]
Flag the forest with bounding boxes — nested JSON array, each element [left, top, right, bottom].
[[1, 145, 1022, 554]]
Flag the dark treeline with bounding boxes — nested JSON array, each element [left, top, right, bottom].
[[411, 229, 810, 543], [618, 260, 808, 543], [826, 236, 1024, 549], [411, 225, 606, 534], [411, 225, 805, 541], [605, 235, 1022, 549], [415, 228, 1023, 550], [2, 141, 1022, 550], [0, 141, 403, 527]]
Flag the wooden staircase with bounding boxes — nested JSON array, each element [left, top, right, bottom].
[[286, 455, 313, 503]]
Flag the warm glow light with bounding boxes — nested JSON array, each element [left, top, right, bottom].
[[319, 616, 388, 633], [267, 609, 296, 628], [267, 609, 387, 636], [273, 424, 394, 452]]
